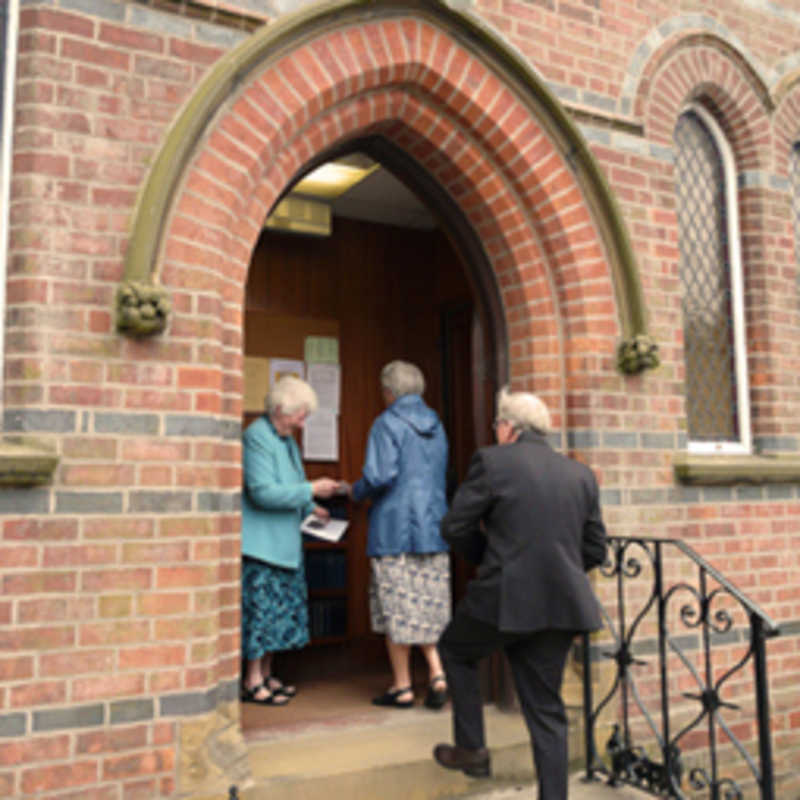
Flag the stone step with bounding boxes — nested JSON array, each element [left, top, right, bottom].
[[187, 672, 640, 800], [241, 704, 534, 800]]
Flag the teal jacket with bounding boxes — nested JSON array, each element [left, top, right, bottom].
[[241, 415, 315, 569]]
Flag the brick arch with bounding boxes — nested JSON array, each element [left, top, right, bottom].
[[173, 80, 572, 385], [109, 3, 658, 785], [120, 0, 656, 390], [773, 73, 800, 178], [621, 16, 774, 120], [636, 33, 772, 170]]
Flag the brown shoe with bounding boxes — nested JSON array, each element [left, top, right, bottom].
[[432, 743, 491, 777]]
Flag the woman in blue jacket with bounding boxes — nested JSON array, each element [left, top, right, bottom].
[[241, 375, 340, 705], [351, 361, 451, 710]]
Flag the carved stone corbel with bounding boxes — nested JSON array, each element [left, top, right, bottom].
[[115, 281, 171, 337], [617, 333, 660, 375]]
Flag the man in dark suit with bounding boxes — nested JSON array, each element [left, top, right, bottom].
[[432, 387, 607, 800]]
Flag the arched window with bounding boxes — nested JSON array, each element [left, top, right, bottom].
[[674, 105, 750, 453]]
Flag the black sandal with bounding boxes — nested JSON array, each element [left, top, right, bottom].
[[241, 683, 290, 705], [265, 674, 296, 698], [372, 686, 414, 708], [425, 675, 448, 710]]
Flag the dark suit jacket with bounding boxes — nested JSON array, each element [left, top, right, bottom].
[[441, 430, 607, 633]]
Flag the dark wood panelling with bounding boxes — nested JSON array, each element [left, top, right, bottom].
[[244, 215, 476, 677]]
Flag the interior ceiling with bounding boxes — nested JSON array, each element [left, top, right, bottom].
[[329, 165, 437, 230], [294, 154, 438, 230]]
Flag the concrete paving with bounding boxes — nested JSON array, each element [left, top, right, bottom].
[[233, 703, 651, 800]]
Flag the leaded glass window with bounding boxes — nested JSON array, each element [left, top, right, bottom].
[[674, 106, 750, 452]]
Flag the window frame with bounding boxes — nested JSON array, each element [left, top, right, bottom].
[[676, 103, 751, 455]]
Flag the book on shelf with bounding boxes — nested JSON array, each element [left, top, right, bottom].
[[305, 549, 347, 591], [309, 596, 347, 638]]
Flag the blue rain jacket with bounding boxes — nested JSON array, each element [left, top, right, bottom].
[[353, 394, 449, 557], [241, 415, 314, 569]]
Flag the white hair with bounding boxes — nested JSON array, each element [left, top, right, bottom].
[[265, 375, 318, 415], [380, 360, 425, 398], [496, 386, 551, 433]]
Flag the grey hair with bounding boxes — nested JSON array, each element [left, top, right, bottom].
[[265, 375, 318, 415], [381, 360, 425, 398], [496, 385, 551, 433]]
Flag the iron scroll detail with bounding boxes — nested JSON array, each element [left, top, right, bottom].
[[581, 536, 779, 800]]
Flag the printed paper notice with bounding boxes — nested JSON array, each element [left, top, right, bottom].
[[302, 409, 338, 461], [307, 362, 340, 412], [304, 336, 339, 364], [269, 358, 305, 387], [301, 513, 349, 542], [243, 356, 270, 412]]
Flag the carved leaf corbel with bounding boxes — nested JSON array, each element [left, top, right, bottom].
[[617, 333, 660, 375], [115, 281, 171, 337]]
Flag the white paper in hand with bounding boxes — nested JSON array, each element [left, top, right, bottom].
[[301, 514, 349, 542]]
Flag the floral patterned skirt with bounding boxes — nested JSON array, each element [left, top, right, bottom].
[[369, 552, 451, 645], [241, 556, 309, 660]]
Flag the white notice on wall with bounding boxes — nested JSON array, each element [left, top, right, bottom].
[[243, 356, 270, 412], [269, 358, 305, 388], [302, 409, 338, 461], [307, 362, 341, 412], [304, 336, 339, 364]]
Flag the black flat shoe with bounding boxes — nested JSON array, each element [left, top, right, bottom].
[[372, 686, 414, 708], [424, 675, 448, 709], [433, 743, 491, 777], [241, 683, 290, 705]]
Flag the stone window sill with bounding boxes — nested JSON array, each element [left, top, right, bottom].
[[673, 453, 800, 485], [0, 438, 59, 486]]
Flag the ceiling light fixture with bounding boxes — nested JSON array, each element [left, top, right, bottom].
[[264, 196, 332, 237], [292, 161, 380, 200], [263, 155, 380, 235]]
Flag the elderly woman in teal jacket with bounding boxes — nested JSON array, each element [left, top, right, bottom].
[[351, 360, 451, 710], [241, 375, 340, 705]]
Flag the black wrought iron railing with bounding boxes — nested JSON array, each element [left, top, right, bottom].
[[581, 537, 781, 799]]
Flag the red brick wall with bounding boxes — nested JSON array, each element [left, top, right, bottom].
[[3, 0, 800, 796], [4, 5, 235, 797]]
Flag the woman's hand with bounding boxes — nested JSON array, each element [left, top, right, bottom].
[[312, 505, 331, 523], [311, 477, 340, 498]]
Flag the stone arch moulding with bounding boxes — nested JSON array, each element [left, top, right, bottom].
[[116, 0, 658, 376]]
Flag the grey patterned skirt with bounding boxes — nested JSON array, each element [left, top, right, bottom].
[[369, 552, 451, 645]]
